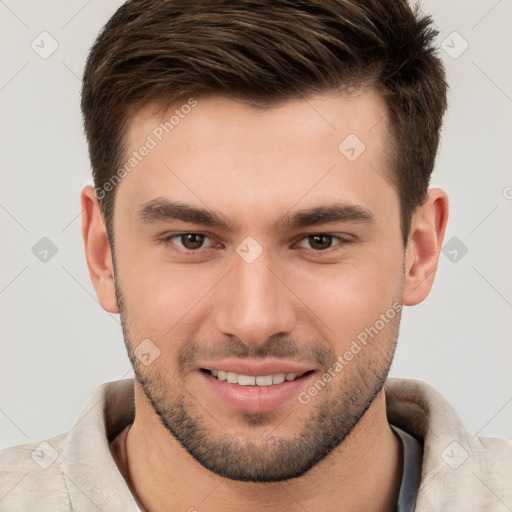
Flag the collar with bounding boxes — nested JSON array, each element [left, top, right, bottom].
[[59, 378, 512, 511]]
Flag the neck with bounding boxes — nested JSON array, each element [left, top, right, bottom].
[[124, 384, 402, 512]]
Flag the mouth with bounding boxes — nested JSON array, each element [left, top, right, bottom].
[[197, 361, 317, 413], [202, 368, 312, 386]]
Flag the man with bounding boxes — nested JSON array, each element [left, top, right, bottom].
[[1, 0, 511, 510]]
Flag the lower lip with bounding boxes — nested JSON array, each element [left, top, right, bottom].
[[200, 371, 314, 414]]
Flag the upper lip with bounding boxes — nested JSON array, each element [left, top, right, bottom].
[[199, 358, 314, 376]]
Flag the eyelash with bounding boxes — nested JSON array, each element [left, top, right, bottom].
[[159, 232, 351, 255]]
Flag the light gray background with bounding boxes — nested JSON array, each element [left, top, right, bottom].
[[1, 0, 511, 448]]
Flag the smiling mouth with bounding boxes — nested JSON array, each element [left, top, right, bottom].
[[202, 369, 313, 386]]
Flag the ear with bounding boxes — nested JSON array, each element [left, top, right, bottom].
[[80, 185, 119, 313], [402, 188, 449, 306]]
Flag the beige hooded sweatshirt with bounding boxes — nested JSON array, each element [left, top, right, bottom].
[[1, 378, 511, 511]]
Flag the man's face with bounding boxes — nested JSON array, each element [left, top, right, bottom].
[[112, 90, 405, 481]]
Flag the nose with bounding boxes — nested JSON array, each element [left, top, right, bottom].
[[215, 251, 297, 347]]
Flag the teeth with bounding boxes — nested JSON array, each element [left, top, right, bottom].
[[209, 370, 300, 386], [226, 372, 238, 384], [272, 373, 286, 384], [238, 375, 256, 386], [255, 375, 273, 386]]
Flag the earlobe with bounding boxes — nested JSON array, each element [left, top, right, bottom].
[[80, 186, 119, 313], [402, 188, 449, 306]]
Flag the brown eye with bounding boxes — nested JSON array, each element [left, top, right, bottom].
[[308, 235, 333, 250], [296, 234, 348, 252], [179, 233, 206, 250], [162, 232, 214, 252], [306, 234, 335, 250]]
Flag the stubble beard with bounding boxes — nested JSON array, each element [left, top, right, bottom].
[[115, 278, 401, 482]]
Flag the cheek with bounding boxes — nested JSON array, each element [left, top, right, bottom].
[[117, 250, 222, 338], [290, 255, 402, 345]]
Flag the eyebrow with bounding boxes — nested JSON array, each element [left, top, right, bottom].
[[137, 197, 375, 232]]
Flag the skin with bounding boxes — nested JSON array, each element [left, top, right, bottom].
[[81, 89, 448, 511]]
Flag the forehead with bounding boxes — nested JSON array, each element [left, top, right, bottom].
[[127, 88, 389, 152], [116, 89, 396, 231]]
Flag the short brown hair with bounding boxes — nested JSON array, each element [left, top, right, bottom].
[[81, 0, 447, 246]]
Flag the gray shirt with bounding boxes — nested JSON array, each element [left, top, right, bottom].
[[391, 424, 423, 512]]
